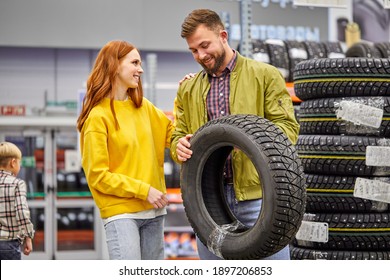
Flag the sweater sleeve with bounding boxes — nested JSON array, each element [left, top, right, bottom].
[[146, 99, 175, 148]]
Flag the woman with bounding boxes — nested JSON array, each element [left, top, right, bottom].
[[77, 41, 174, 260]]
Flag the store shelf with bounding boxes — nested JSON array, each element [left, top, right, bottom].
[[286, 82, 302, 104], [165, 189, 192, 232], [166, 187, 183, 203], [0, 116, 77, 130], [165, 187, 197, 259], [164, 231, 198, 259]]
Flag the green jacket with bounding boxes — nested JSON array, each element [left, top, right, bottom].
[[171, 53, 299, 200]]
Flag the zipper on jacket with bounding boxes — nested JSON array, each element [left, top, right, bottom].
[[278, 98, 289, 118]]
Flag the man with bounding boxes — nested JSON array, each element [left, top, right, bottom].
[[170, 9, 299, 260], [353, 0, 390, 43]]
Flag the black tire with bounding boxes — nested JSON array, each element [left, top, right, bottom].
[[237, 39, 270, 64], [293, 213, 390, 251], [297, 134, 390, 176], [303, 41, 327, 59], [180, 114, 306, 259], [293, 58, 390, 101], [322, 41, 345, 58], [290, 245, 390, 260], [265, 39, 290, 81], [305, 174, 390, 213], [346, 42, 382, 58], [374, 42, 390, 58], [251, 39, 270, 64], [285, 40, 308, 83], [298, 97, 390, 137]]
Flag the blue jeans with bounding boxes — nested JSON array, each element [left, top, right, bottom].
[[104, 215, 165, 260], [0, 240, 21, 260], [196, 184, 290, 260]]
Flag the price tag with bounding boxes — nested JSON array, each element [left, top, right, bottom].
[[64, 150, 81, 172], [337, 101, 383, 128], [354, 177, 390, 203], [295, 221, 328, 243], [289, 48, 308, 59], [366, 146, 390, 167]]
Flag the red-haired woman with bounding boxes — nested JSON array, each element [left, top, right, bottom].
[[77, 41, 174, 260]]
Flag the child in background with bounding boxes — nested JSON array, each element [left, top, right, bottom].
[[0, 142, 35, 260]]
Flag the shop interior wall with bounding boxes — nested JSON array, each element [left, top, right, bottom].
[[0, 0, 328, 50], [330, 2, 390, 44], [0, 47, 199, 112], [0, 0, 329, 112]]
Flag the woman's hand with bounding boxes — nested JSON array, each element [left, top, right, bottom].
[[179, 73, 196, 85], [147, 187, 169, 209]]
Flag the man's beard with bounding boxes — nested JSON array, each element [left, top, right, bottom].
[[200, 49, 226, 75]]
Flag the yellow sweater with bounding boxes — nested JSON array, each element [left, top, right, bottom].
[[80, 98, 174, 218]]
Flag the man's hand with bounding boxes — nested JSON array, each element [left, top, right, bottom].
[[176, 134, 193, 162]]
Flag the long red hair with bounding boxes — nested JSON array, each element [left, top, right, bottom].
[[77, 40, 143, 131]]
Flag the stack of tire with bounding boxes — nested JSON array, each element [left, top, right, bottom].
[[291, 57, 390, 260], [346, 41, 390, 59], [239, 40, 345, 82]]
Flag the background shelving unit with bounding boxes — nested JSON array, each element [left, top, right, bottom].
[[164, 156, 198, 259]]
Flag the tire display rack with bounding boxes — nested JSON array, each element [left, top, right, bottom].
[[165, 46, 390, 260], [238, 40, 346, 82], [292, 57, 390, 260]]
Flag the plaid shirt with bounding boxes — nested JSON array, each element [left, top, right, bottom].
[[206, 50, 237, 180], [0, 170, 34, 241]]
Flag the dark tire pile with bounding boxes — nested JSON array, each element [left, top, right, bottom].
[[239, 40, 346, 83], [291, 57, 390, 260]]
